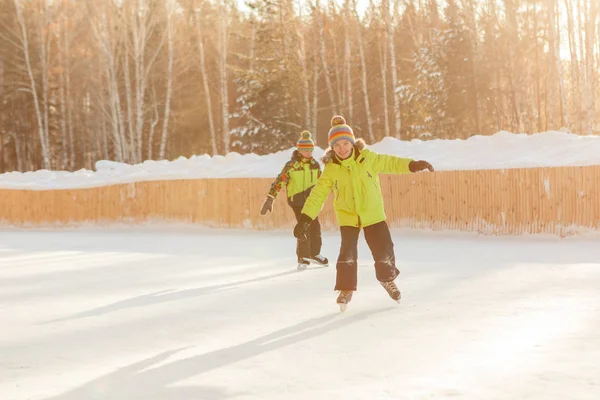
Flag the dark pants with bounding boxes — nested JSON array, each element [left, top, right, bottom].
[[334, 220, 399, 291], [292, 206, 322, 262]]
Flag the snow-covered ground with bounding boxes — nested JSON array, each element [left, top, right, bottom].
[[1, 227, 599, 399], [1, 130, 600, 189]]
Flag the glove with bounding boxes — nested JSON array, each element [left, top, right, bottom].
[[260, 195, 275, 216], [409, 160, 434, 172], [293, 213, 312, 241]]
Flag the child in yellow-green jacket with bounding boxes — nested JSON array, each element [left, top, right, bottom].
[[293, 116, 434, 310], [260, 131, 329, 270]]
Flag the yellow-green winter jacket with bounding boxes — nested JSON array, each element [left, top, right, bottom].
[[268, 150, 322, 208], [301, 139, 413, 228]]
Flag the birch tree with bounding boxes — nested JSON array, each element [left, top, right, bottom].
[[193, 1, 217, 155], [353, 0, 374, 142], [218, 0, 230, 153], [314, 0, 336, 113], [343, 0, 353, 120], [12, 0, 50, 168], [385, 0, 401, 138], [159, 0, 174, 159]]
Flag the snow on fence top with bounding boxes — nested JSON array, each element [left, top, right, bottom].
[[1, 130, 599, 190]]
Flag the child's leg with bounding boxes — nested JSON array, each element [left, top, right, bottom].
[[309, 217, 322, 257], [334, 226, 360, 290], [363, 221, 399, 282], [292, 206, 311, 261]]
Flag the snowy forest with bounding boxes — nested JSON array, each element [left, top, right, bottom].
[[0, 0, 598, 172]]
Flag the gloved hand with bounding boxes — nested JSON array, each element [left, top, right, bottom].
[[293, 213, 312, 241], [409, 160, 434, 172], [260, 195, 275, 216]]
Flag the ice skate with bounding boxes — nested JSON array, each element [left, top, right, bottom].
[[336, 290, 353, 312], [297, 259, 309, 271], [302, 254, 329, 266], [380, 280, 401, 302]]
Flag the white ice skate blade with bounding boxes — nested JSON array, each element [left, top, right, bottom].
[[339, 304, 347, 312]]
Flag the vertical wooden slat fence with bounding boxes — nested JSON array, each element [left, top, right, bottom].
[[0, 166, 598, 236]]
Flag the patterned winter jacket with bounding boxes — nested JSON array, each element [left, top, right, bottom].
[[301, 139, 413, 228], [268, 150, 322, 208]]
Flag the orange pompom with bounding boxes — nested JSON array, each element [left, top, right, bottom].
[[330, 115, 346, 127]]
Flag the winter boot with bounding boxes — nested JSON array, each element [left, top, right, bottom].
[[380, 280, 401, 302], [336, 290, 353, 312]]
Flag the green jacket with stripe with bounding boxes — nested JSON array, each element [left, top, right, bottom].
[[268, 150, 322, 208]]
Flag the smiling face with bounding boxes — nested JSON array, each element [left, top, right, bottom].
[[333, 139, 353, 160], [298, 150, 313, 159]]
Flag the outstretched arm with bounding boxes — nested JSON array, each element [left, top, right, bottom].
[[371, 151, 434, 174]]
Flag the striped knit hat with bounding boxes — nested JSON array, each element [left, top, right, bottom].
[[328, 116, 355, 148], [296, 130, 315, 152]]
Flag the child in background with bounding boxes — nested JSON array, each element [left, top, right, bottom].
[[293, 116, 434, 310], [260, 131, 329, 270]]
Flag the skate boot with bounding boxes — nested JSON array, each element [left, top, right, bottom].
[[380, 280, 401, 302], [297, 259, 310, 271], [303, 255, 329, 266], [336, 290, 353, 312]]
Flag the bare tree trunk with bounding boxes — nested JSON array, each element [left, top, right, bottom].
[[315, 1, 337, 113], [554, 0, 568, 128], [123, 39, 136, 162], [353, 0, 374, 142], [88, 2, 127, 162], [159, 0, 174, 160], [296, 16, 311, 129], [102, 117, 109, 160], [547, 0, 558, 128], [39, 0, 52, 168], [57, 22, 69, 169], [385, 0, 401, 138], [13, 0, 50, 169], [505, 0, 522, 131], [312, 60, 319, 139], [218, 1, 230, 154], [106, 63, 125, 162], [343, 0, 353, 120], [147, 86, 160, 159], [379, 17, 390, 138], [64, 16, 75, 170], [577, 0, 587, 133], [194, 3, 217, 156], [463, 0, 482, 134], [564, 0, 580, 132], [131, 0, 147, 162], [10, 131, 23, 171], [584, 0, 597, 134], [326, 1, 344, 111]]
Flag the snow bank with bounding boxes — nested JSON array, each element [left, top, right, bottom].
[[1, 130, 599, 190]]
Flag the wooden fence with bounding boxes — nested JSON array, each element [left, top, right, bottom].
[[0, 166, 599, 236]]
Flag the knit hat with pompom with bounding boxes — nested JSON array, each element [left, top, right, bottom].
[[296, 130, 315, 152], [327, 116, 355, 148]]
